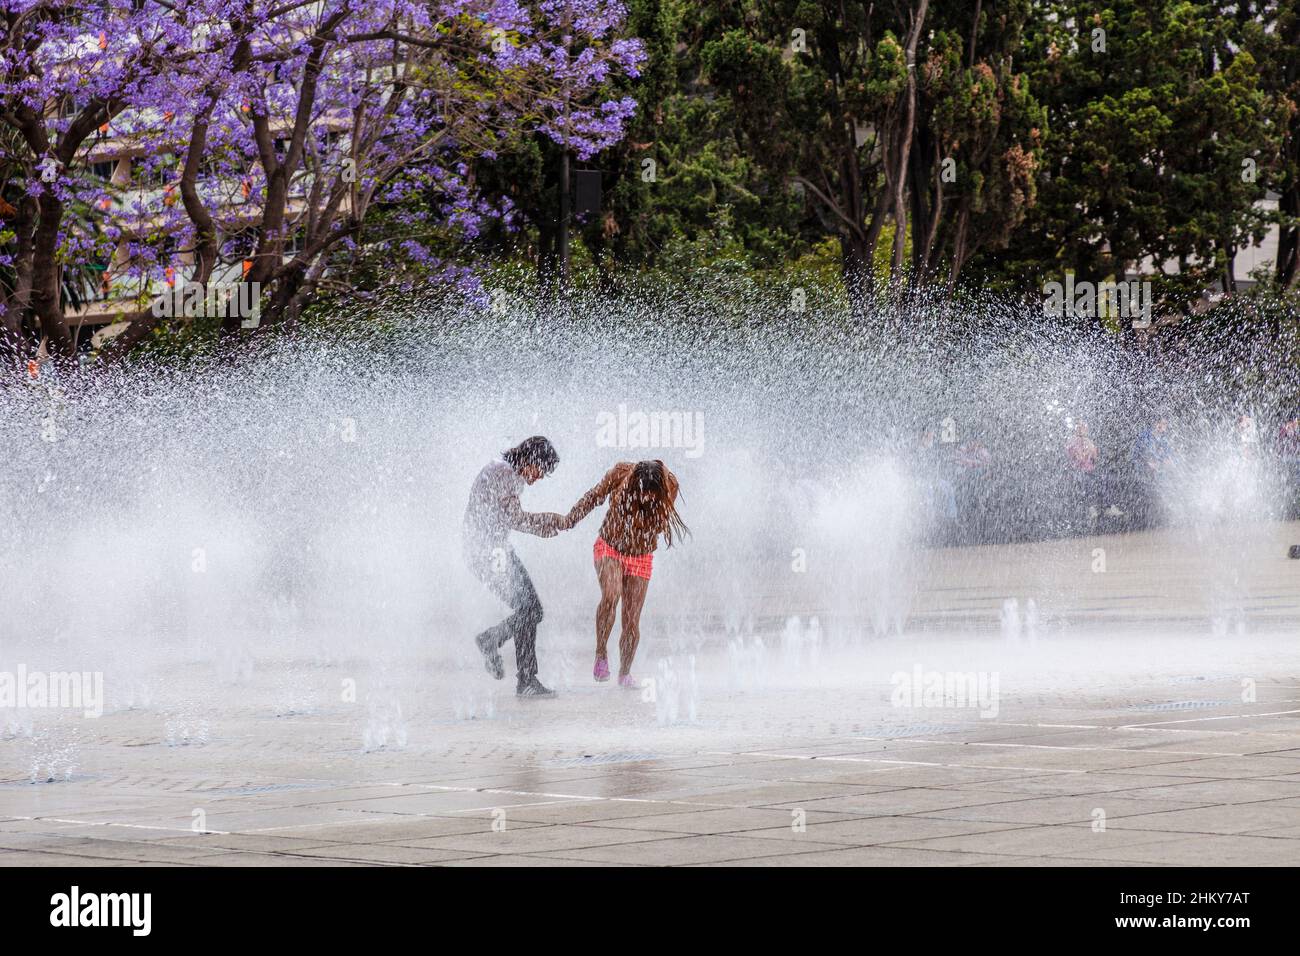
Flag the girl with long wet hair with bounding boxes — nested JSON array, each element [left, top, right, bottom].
[[561, 460, 688, 686]]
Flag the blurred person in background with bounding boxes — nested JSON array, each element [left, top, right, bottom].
[[1129, 415, 1171, 528]]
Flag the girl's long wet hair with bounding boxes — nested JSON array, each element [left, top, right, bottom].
[[632, 460, 689, 547]]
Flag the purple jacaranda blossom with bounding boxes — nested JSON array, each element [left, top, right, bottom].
[[2, 0, 644, 351]]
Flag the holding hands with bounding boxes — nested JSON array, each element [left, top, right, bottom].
[[540, 511, 580, 536]]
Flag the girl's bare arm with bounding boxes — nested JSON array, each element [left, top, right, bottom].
[[563, 463, 631, 529]]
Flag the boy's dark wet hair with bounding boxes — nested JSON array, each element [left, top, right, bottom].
[[503, 436, 559, 475]]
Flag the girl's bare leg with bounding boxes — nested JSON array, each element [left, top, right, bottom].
[[594, 557, 623, 659], [618, 573, 650, 677]]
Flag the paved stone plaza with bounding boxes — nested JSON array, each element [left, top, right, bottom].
[[4, 524, 1300, 867]]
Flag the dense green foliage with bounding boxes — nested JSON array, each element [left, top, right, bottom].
[[444, 0, 1300, 321]]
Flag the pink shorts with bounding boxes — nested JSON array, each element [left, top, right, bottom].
[[594, 537, 653, 579]]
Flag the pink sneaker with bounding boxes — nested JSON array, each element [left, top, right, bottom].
[[618, 674, 638, 689], [593, 656, 610, 682]]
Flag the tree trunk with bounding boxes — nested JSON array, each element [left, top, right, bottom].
[[30, 192, 74, 357], [841, 233, 871, 309], [947, 201, 971, 293], [104, 99, 226, 360], [910, 135, 943, 284], [240, 15, 344, 338], [1278, 185, 1300, 288], [860, 185, 892, 298], [890, 0, 930, 283]]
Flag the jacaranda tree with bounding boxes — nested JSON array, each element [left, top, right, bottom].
[[0, 0, 644, 362]]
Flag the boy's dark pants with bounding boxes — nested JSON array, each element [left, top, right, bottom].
[[466, 546, 541, 683]]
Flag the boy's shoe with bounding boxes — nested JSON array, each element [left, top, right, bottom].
[[618, 674, 638, 689], [476, 633, 504, 680], [594, 656, 610, 682], [517, 676, 556, 698]]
